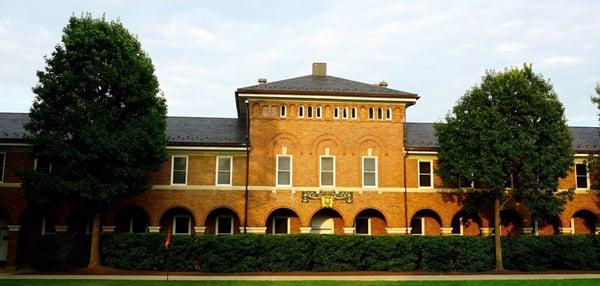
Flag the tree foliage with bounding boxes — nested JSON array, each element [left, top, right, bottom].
[[434, 64, 574, 220], [590, 83, 600, 186], [18, 15, 168, 212]]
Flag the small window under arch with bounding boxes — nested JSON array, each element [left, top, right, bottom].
[[298, 106, 304, 118], [334, 107, 339, 119], [351, 107, 357, 119], [316, 106, 322, 118], [307, 106, 313, 118], [386, 108, 392, 120], [342, 107, 348, 119], [377, 108, 383, 120], [369, 107, 374, 120]]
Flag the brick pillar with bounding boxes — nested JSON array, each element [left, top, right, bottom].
[[6, 225, 20, 271], [148, 226, 161, 233], [440, 227, 453, 236], [55, 225, 69, 233], [480, 227, 493, 237]]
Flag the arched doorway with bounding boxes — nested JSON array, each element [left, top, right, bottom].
[[354, 209, 386, 235], [160, 207, 195, 236], [450, 210, 482, 236], [204, 207, 241, 235], [265, 208, 300, 235], [410, 209, 442, 236], [571, 210, 598, 234], [534, 216, 561, 236], [310, 208, 343, 234], [500, 209, 523, 236], [115, 206, 149, 234]]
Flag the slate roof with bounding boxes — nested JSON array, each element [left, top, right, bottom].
[[237, 75, 418, 98], [0, 113, 247, 146], [405, 122, 600, 152]]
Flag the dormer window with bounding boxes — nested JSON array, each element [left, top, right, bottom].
[[298, 106, 304, 118], [280, 105, 286, 117], [334, 107, 340, 119]]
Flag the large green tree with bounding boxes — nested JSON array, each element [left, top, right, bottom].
[[18, 15, 167, 268], [434, 64, 573, 270], [590, 83, 600, 186]]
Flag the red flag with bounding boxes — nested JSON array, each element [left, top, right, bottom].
[[165, 231, 171, 249]]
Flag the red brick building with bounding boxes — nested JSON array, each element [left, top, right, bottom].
[[0, 63, 599, 269]]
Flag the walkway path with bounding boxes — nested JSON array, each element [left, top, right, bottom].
[[1, 273, 600, 281]]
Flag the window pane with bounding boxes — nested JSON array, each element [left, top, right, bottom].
[[411, 218, 422, 234], [321, 157, 333, 171], [218, 172, 231, 185], [174, 216, 189, 234], [307, 106, 313, 118], [173, 157, 186, 171], [334, 108, 339, 118], [386, 108, 392, 119], [278, 171, 290, 185], [577, 177, 588, 188], [419, 175, 431, 187], [576, 164, 587, 175], [364, 173, 376, 187], [274, 217, 288, 234], [355, 218, 369, 234], [419, 162, 431, 174], [278, 157, 290, 170], [217, 217, 232, 234], [369, 108, 374, 119], [173, 170, 186, 184], [280, 105, 286, 117], [299, 106, 304, 117], [321, 172, 333, 186], [218, 157, 231, 171], [364, 158, 375, 172], [352, 108, 357, 118]]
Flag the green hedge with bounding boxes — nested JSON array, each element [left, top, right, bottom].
[[32, 234, 89, 271], [101, 234, 600, 272]]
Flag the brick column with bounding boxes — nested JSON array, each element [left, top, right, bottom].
[[6, 225, 20, 271], [440, 227, 453, 236]]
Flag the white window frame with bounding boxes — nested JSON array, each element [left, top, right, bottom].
[[355, 216, 371, 235], [172, 214, 191, 235], [452, 217, 464, 236], [316, 106, 322, 119], [280, 105, 287, 118], [170, 155, 189, 186], [216, 156, 233, 186], [334, 107, 340, 119], [362, 156, 378, 188], [216, 215, 234, 235], [41, 215, 56, 236], [272, 216, 291, 235], [575, 162, 589, 190], [533, 221, 539, 236], [351, 107, 358, 119], [34, 157, 52, 174], [377, 108, 384, 120], [418, 160, 434, 189], [0, 152, 5, 183], [319, 155, 336, 188], [275, 155, 293, 187], [386, 108, 392, 120], [298, 105, 304, 118], [411, 217, 425, 236]]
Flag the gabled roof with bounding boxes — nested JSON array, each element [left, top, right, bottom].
[[237, 75, 418, 99], [0, 113, 247, 147], [405, 122, 600, 152]]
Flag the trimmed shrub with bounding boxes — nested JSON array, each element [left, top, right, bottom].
[[98, 233, 600, 273], [32, 234, 88, 271]]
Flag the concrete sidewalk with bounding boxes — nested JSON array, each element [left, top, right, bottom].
[[1, 273, 600, 281]]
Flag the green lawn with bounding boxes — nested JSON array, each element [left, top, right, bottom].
[[1, 280, 599, 286]]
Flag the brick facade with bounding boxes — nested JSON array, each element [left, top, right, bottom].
[[0, 64, 599, 269]]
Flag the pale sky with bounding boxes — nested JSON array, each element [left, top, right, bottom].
[[1, 1, 599, 126]]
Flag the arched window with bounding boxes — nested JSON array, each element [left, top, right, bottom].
[[316, 106, 322, 118], [377, 108, 383, 120], [351, 107, 357, 119], [342, 107, 348, 119], [334, 107, 340, 119], [298, 106, 304, 118], [307, 106, 313, 118], [369, 107, 374, 120], [280, 105, 287, 118], [386, 108, 392, 120]]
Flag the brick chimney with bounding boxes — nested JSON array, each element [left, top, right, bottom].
[[312, 62, 326, 77]]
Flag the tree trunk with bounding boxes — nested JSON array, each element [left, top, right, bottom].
[[88, 213, 101, 268], [494, 195, 504, 271]]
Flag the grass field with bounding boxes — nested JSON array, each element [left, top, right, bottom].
[[1, 280, 599, 286]]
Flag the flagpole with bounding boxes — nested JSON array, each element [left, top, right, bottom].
[[165, 231, 171, 282]]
